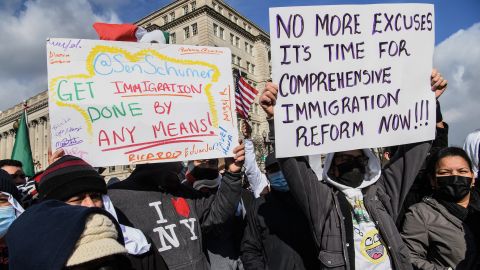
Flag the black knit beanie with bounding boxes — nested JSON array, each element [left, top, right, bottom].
[[0, 169, 21, 202], [37, 155, 107, 201]]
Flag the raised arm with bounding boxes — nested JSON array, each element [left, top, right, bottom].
[[260, 83, 331, 243], [242, 121, 269, 198], [194, 143, 245, 231], [379, 69, 447, 219]]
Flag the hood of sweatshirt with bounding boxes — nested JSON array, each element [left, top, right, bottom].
[[463, 129, 480, 178], [322, 149, 382, 197]]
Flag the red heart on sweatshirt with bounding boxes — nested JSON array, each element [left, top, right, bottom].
[[171, 197, 190, 218]]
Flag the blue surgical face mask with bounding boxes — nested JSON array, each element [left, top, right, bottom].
[[0, 206, 16, 238], [267, 171, 289, 192]]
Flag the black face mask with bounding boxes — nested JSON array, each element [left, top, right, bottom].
[[334, 160, 366, 188], [190, 167, 218, 180], [434, 175, 473, 202]]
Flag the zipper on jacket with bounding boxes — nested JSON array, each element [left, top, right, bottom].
[[332, 191, 351, 270]]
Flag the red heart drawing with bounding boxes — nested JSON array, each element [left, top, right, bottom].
[[171, 197, 190, 218]]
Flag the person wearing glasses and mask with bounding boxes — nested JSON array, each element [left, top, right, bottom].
[[401, 147, 480, 270], [258, 69, 448, 269], [0, 170, 24, 270]]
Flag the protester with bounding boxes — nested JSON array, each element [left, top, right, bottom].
[[258, 69, 447, 269], [6, 200, 131, 270], [184, 157, 245, 270], [401, 147, 480, 269], [0, 160, 26, 186], [396, 100, 449, 228], [36, 154, 169, 270], [37, 155, 107, 207], [0, 171, 24, 269], [108, 144, 245, 270], [241, 152, 320, 269], [242, 121, 270, 198], [463, 129, 480, 179]]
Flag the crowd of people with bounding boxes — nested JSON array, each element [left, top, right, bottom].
[[0, 51, 479, 269]]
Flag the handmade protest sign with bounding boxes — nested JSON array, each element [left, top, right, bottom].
[[47, 39, 238, 166], [269, 4, 435, 157]]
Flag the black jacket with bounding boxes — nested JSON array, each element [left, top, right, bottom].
[[279, 141, 431, 269], [108, 171, 242, 270], [241, 190, 320, 269]]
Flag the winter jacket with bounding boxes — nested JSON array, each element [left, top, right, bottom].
[[278, 141, 431, 269], [108, 171, 242, 270], [401, 197, 479, 270], [6, 200, 126, 270], [241, 190, 320, 270]]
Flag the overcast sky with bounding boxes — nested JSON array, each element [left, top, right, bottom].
[[0, 0, 478, 146]]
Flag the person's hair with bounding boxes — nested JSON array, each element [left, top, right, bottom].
[[0, 159, 23, 168], [426, 147, 473, 178]]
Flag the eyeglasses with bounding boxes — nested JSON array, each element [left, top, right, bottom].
[[334, 154, 369, 166], [65, 192, 103, 205], [9, 173, 26, 179]]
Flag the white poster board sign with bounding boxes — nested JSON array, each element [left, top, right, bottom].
[[47, 38, 238, 166], [269, 4, 435, 157]]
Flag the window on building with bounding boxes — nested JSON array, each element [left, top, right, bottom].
[[252, 64, 255, 75], [243, 22, 247, 29], [123, 165, 130, 170], [184, 27, 190, 39], [228, 13, 233, 20], [170, 32, 176, 44], [218, 6, 223, 14], [237, 56, 241, 66], [245, 42, 249, 52], [191, 1, 196, 11], [247, 25, 252, 32], [232, 54, 236, 64], [163, 15, 168, 24], [246, 61, 251, 72], [213, 2, 217, 10], [170, 11, 175, 20], [235, 37, 240, 48], [219, 27, 224, 39], [110, 166, 116, 172], [234, 16, 238, 24], [230, 33, 234, 45], [192, 23, 198, 36], [250, 45, 254, 55], [213, 23, 218, 36], [183, 5, 189, 15]]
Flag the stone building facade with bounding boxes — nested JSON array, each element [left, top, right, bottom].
[[0, 0, 271, 179]]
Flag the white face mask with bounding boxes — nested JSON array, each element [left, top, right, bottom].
[[0, 205, 16, 238]]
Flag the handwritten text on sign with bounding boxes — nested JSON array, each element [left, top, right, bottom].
[[269, 4, 435, 157], [47, 39, 238, 166]]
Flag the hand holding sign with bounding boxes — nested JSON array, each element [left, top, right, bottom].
[[431, 68, 448, 98], [259, 82, 278, 119], [225, 142, 245, 173]]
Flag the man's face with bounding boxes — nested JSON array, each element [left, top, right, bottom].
[[1, 166, 26, 185], [331, 150, 366, 177], [65, 192, 103, 208]]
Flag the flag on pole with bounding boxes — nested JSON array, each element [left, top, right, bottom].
[[234, 70, 258, 119], [11, 103, 35, 177]]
